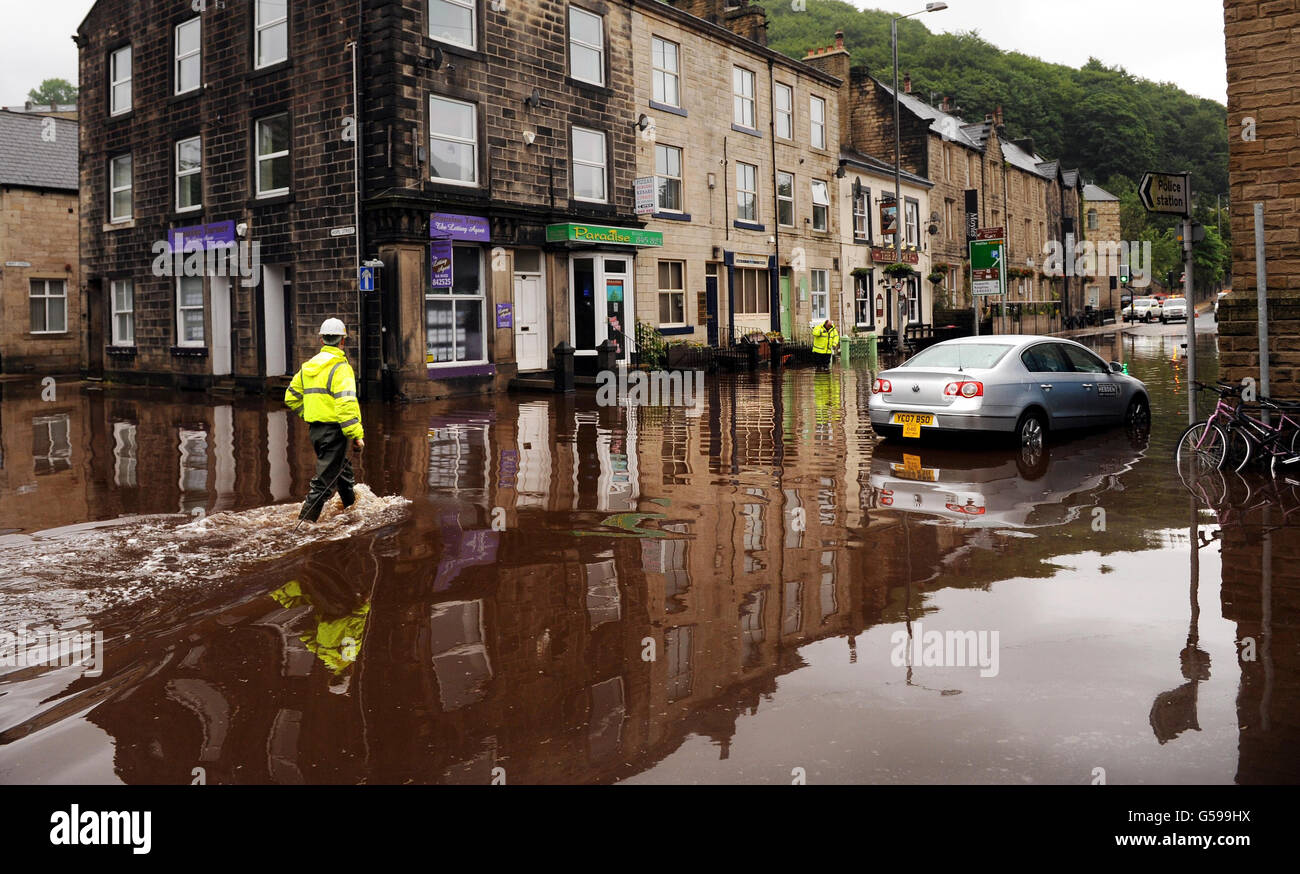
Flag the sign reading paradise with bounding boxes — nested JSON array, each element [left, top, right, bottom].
[[969, 227, 1006, 297], [546, 223, 663, 247]]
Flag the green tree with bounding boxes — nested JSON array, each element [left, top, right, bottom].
[[27, 78, 77, 106]]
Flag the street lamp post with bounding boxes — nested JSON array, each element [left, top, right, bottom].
[[892, 3, 948, 326]]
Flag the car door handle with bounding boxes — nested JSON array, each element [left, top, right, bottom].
[[1081, 383, 1093, 389], [1040, 384, 1053, 391]]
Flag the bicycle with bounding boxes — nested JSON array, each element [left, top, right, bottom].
[[1175, 382, 1244, 478], [1227, 394, 1300, 476]]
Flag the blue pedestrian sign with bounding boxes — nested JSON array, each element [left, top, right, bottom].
[[359, 266, 375, 292]]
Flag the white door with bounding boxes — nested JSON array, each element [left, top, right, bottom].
[[513, 272, 546, 372], [263, 265, 287, 377], [211, 276, 232, 376]]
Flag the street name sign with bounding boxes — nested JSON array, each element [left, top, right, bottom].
[[1139, 172, 1190, 215]]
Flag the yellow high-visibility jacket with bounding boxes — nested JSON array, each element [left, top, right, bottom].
[[285, 345, 364, 440], [812, 323, 840, 355]]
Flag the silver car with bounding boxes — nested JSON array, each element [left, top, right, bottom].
[[868, 335, 1150, 446], [1160, 297, 1188, 323]]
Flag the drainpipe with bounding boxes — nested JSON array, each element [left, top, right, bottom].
[[769, 59, 780, 337], [349, 38, 367, 400]]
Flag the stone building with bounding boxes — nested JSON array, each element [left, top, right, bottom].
[[1220, 0, 1300, 399], [1083, 182, 1122, 313], [0, 110, 81, 375], [631, 1, 843, 348]]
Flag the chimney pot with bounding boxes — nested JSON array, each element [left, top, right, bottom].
[[835, 29, 844, 50], [903, 73, 911, 94]]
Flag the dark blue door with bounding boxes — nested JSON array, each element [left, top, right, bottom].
[[705, 276, 719, 346]]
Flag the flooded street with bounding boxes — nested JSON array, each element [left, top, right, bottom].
[[1, 331, 1295, 785]]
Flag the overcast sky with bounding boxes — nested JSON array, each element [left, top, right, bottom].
[[0, 0, 1228, 109]]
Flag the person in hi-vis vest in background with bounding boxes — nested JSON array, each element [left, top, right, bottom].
[[285, 318, 365, 522]]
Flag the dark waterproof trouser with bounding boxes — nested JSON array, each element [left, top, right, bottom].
[[300, 422, 355, 521]]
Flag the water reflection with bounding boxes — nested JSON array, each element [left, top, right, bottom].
[[0, 344, 1297, 784]]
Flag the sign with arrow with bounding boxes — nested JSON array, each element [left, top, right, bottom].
[[969, 229, 1006, 297], [359, 266, 375, 292], [1139, 171, 1190, 216]]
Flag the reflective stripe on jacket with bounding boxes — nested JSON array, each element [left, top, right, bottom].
[[812, 324, 840, 355], [285, 345, 364, 440]]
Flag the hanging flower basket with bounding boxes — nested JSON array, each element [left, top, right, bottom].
[[882, 262, 917, 279]]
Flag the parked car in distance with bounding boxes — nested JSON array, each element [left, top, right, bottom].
[[1160, 297, 1188, 323], [867, 335, 1151, 447], [1130, 298, 1158, 322]]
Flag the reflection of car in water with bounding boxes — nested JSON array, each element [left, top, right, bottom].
[[866, 427, 1148, 528]]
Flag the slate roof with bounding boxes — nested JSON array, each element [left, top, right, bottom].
[[1062, 169, 1080, 188], [1001, 139, 1045, 175], [0, 110, 78, 192], [875, 79, 983, 150], [840, 148, 933, 188], [1082, 183, 1119, 202]]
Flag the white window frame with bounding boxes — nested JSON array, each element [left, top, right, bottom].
[[29, 279, 68, 334], [907, 279, 921, 324], [429, 95, 479, 187], [255, 114, 290, 198], [109, 154, 133, 222], [733, 67, 756, 129], [905, 199, 920, 246], [175, 18, 201, 95], [736, 161, 758, 223], [110, 45, 132, 116], [1087, 208, 1099, 231], [176, 136, 202, 213], [810, 269, 829, 321], [111, 278, 134, 346], [811, 179, 830, 232], [428, 0, 476, 50], [774, 82, 793, 140], [425, 245, 487, 366], [655, 144, 682, 213], [651, 36, 680, 107], [854, 271, 873, 328], [572, 126, 607, 203], [657, 260, 686, 328], [255, 0, 289, 69], [810, 95, 826, 150], [776, 171, 795, 227], [177, 276, 205, 347], [853, 186, 870, 241], [568, 6, 605, 87]]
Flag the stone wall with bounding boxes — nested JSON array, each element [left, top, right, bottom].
[[0, 186, 81, 373]]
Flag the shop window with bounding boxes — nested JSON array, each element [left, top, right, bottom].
[[426, 245, 486, 365]]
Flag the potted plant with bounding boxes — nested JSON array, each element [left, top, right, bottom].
[[882, 262, 916, 280]]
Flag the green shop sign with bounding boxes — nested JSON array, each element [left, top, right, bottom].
[[545, 223, 663, 247]]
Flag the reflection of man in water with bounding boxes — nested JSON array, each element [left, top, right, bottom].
[[269, 574, 371, 693]]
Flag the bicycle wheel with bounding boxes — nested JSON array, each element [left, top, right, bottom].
[[1176, 422, 1229, 478], [1224, 426, 1254, 473]]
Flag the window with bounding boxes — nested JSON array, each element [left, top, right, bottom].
[[733, 67, 756, 129], [652, 36, 679, 107], [736, 162, 757, 222], [430, 96, 478, 186], [110, 45, 131, 115], [1020, 343, 1072, 373], [109, 154, 132, 222], [429, 0, 475, 49], [944, 144, 952, 181], [1061, 342, 1108, 373], [426, 246, 486, 364], [255, 0, 288, 68], [854, 272, 873, 328], [735, 268, 768, 314], [658, 260, 685, 326], [776, 171, 794, 227], [33, 415, 72, 476], [905, 199, 920, 246], [853, 185, 870, 241], [774, 82, 792, 139], [255, 114, 290, 197], [655, 144, 682, 212], [1087, 208, 1098, 230], [569, 6, 604, 86], [810, 95, 826, 149], [572, 127, 607, 202], [810, 269, 829, 321], [966, 151, 975, 185], [30, 280, 67, 333], [176, 136, 202, 212], [177, 277, 205, 346], [111, 279, 134, 346], [811, 180, 829, 232], [907, 278, 920, 323], [175, 19, 201, 94]]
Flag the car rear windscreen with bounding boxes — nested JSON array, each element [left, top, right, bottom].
[[902, 344, 1013, 370]]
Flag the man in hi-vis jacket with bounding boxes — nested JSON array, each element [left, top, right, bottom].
[[285, 318, 365, 522]]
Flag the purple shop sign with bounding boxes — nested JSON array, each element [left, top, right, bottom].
[[431, 237, 454, 289], [430, 213, 490, 242], [496, 302, 513, 329], [168, 220, 236, 253]]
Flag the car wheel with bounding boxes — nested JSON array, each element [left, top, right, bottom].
[[1125, 395, 1150, 432], [1015, 410, 1047, 449]]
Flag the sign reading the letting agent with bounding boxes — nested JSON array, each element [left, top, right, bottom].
[[1138, 172, 1190, 216], [969, 227, 1006, 297], [430, 213, 491, 242], [168, 220, 236, 252]]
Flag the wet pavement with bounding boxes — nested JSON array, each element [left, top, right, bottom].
[[0, 328, 1296, 785]]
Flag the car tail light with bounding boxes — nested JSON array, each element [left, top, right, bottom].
[[943, 381, 984, 398], [945, 502, 986, 515], [873, 378, 892, 394]]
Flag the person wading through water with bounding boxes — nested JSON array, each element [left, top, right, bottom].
[[812, 318, 840, 372], [285, 318, 364, 522]]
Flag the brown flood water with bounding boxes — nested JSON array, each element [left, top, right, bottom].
[[0, 330, 1296, 785]]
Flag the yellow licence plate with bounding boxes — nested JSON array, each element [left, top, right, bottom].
[[892, 413, 934, 438]]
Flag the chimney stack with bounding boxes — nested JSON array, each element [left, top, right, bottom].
[[940, 95, 950, 112], [903, 73, 912, 94], [835, 29, 844, 50]]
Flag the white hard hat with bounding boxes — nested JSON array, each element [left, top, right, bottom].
[[319, 318, 347, 336]]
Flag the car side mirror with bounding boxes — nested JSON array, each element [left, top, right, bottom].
[[1109, 361, 1123, 373]]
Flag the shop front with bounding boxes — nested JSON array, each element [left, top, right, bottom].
[[428, 213, 493, 379], [546, 223, 662, 374]]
